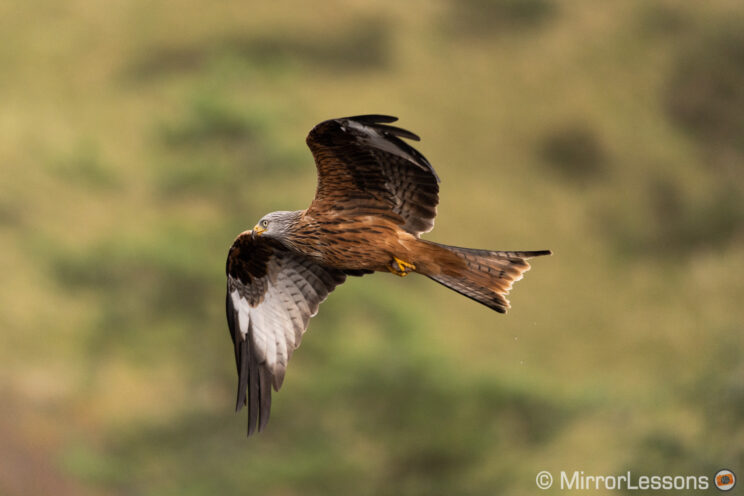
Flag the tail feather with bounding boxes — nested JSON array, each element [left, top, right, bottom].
[[418, 242, 551, 313]]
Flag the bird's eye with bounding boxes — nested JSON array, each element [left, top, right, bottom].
[[261, 220, 269, 228]]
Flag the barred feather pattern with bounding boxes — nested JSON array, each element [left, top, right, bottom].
[[418, 243, 552, 313], [226, 233, 346, 435], [306, 115, 440, 236]]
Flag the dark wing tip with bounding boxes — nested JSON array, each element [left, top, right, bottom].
[[307, 115, 398, 142], [344, 116, 440, 183], [257, 366, 272, 433], [343, 114, 398, 124], [235, 336, 249, 412], [339, 115, 421, 142], [375, 123, 421, 141], [524, 250, 552, 258], [343, 268, 374, 277], [307, 115, 437, 179], [244, 344, 273, 437]]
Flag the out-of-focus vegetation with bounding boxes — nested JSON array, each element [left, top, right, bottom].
[[1, 1, 742, 495]]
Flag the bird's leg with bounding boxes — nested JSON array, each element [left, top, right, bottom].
[[388, 256, 416, 277]]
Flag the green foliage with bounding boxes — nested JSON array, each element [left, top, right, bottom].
[[153, 95, 305, 208], [623, 338, 744, 489], [635, 3, 690, 38], [160, 97, 260, 147], [603, 177, 744, 259], [50, 142, 122, 189], [445, 0, 557, 36], [74, 352, 575, 496], [539, 122, 608, 182], [127, 19, 391, 81], [666, 20, 744, 162]]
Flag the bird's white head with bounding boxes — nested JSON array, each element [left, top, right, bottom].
[[252, 210, 302, 240]]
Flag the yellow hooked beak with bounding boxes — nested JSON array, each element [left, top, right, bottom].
[[252, 224, 266, 236]]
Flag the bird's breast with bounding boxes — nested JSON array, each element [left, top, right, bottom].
[[289, 216, 408, 271]]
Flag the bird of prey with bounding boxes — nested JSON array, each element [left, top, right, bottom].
[[225, 114, 550, 435]]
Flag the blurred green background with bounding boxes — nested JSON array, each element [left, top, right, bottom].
[[2, 1, 743, 494]]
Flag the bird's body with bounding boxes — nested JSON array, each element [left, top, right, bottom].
[[276, 209, 410, 271], [286, 210, 526, 280], [225, 114, 551, 435]]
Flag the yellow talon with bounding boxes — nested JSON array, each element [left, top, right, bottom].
[[388, 256, 416, 277]]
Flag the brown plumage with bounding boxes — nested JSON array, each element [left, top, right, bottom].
[[225, 114, 551, 435]]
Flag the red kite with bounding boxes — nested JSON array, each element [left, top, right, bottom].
[[226, 115, 550, 435]]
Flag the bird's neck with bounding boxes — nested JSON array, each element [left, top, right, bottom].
[[282, 210, 327, 260]]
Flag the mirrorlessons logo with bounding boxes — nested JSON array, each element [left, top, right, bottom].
[[561, 471, 708, 491], [535, 469, 738, 491], [714, 470, 736, 491]]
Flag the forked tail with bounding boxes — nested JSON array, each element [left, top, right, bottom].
[[417, 242, 551, 313]]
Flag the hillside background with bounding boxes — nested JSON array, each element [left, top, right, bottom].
[[1, 1, 743, 494]]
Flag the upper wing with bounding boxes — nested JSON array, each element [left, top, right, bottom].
[[225, 232, 346, 435], [306, 114, 440, 236]]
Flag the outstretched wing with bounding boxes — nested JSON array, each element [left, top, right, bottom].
[[306, 114, 440, 236], [225, 232, 346, 435]]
